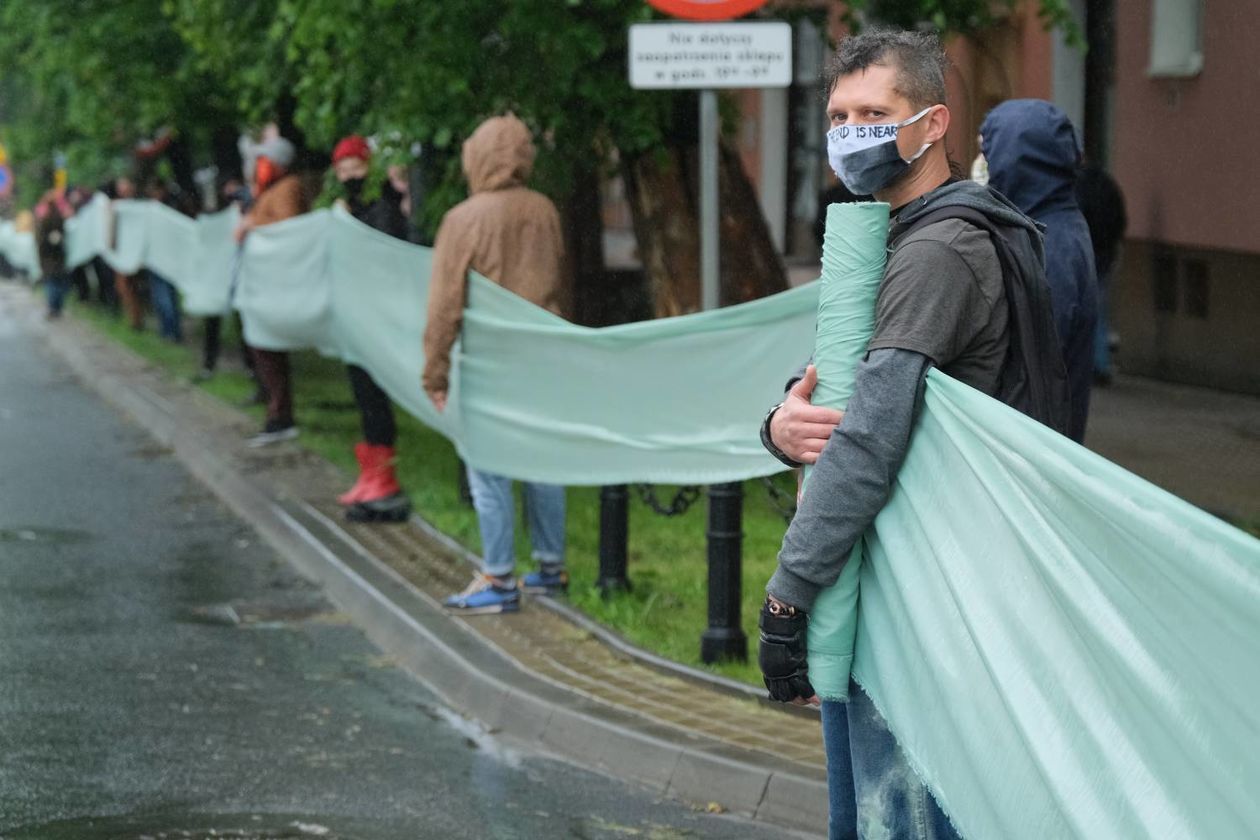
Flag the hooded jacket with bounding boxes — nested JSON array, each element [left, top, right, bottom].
[[422, 115, 566, 395], [891, 178, 1071, 435], [982, 99, 1098, 442]]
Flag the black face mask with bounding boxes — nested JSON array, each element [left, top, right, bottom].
[[342, 177, 366, 203]]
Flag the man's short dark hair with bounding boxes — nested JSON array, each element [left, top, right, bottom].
[[824, 28, 949, 110]]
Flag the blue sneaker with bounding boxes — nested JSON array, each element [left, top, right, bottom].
[[521, 568, 568, 595], [444, 574, 520, 614]]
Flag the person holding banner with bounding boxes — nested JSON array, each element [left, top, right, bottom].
[[35, 187, 74, 319], [236, 136, 310, 447], [423, 114, 569, 614], [329, 134, 412, 523], [758, 29, 1068, 840]]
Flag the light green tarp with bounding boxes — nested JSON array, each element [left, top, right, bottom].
[[0, 219, 39, 280], [60, 194, 241, 317], [24, 197, 811, 484], [801, 202, 891, 703], [816, 203, 1260, 839], [4, 195, 1259, 837]]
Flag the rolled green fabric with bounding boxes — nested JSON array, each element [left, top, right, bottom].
[[802, 201, 891, 702]]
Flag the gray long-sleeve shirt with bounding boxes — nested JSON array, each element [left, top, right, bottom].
[[766, 347, 932, 611], [763, 184, 1051, 610]]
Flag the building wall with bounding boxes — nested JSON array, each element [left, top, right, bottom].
[[1110, 1, 1260, 393], [1114, 241, 1260, 394], [943, 4, 1061, 169], [1113, 2, 1259, 253]]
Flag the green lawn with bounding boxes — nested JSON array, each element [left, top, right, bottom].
[[71, 301, 797, 685]]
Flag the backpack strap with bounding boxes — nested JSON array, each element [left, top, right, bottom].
[[895, 205, 1070, 435]]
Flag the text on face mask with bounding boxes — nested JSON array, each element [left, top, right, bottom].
[[834, 124, 899, 141]]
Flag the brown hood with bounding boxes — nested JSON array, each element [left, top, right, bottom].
[[461, 115, 536, 194]]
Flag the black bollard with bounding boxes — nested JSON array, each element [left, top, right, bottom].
[[597, 484, 631, 594], [701, 481, 747, 663]]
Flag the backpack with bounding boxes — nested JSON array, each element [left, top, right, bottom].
[[899, 205, 1071, 436]]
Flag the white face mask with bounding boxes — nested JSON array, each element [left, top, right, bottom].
[[826, 106, 935, 195]]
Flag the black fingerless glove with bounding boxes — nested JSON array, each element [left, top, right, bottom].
[[758, 600, 814, 703]]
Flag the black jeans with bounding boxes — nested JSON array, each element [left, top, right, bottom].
[[346, 364, 396, 446], [203, 315, 222, 371]]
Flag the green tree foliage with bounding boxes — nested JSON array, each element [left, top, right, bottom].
[[0, 0, 235, 198], [169, 0, 682, 230], [848, 0, 1082, 45], [1, 0, 1077, 216]]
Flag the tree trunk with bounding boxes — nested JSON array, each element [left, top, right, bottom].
[[558, 164, 604, 325], [559, 164, 654, 327], [622, 141, 788, 317]]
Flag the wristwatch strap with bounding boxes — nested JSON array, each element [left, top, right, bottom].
[[761, 403, 804, 469]]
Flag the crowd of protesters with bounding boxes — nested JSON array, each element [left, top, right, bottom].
[[5, 32, 1136, 835]]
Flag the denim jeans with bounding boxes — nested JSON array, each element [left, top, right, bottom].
[[1094, 266, 1113, 375], [464, 467, 565, 578], [147, 270, 182, 341], [821, 701, 858, 840], [845, 679, 960, 840], [44, 271, 71, 315]]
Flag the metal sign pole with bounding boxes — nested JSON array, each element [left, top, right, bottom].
[[626, 14, 787, 664], [699, 87, 747, 664], [699, 89, 720, 312]]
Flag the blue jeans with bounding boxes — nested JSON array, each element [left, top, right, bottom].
[[147, 270, 182, 341], [821, 701, 858, 840], [1094, 266, 1113, 375], [842, 679, 960, 840], [44, 271, 71, 315], [464, 467, 565, 579]]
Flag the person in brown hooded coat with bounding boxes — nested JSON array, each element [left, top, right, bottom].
[[422, 114, 568, 614]]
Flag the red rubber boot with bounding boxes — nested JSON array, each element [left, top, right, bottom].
[[337, 442, 373, 506], [346, 445, 410, 523]]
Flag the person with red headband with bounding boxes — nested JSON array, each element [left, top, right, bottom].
[[329, 134, 411, 522], [236, 136, 310, 447]]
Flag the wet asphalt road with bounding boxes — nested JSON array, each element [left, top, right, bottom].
[[0, 297, 797, 839]]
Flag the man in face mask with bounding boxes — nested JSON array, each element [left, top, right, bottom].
[[758, 28, 1068, 840]]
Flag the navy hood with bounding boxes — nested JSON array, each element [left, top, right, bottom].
[[980, 99, 1082, 220]]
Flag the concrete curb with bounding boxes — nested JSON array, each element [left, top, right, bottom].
[[29, 298, 826, 837]]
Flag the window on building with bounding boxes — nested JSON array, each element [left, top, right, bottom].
[[1148, 0, 1204, 78]]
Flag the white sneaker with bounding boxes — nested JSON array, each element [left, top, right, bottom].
[[247, 425, 299, 448]]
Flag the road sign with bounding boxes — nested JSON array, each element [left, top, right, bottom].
[[645, 0, 769, 20], [628, 22, 792, 90], [0, 165, 12, 199]]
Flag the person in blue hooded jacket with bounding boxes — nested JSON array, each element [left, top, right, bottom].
[[980, 99, 1098, 442]]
